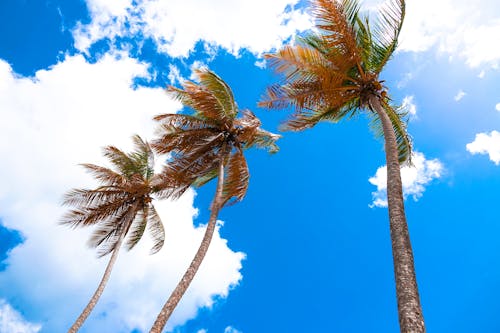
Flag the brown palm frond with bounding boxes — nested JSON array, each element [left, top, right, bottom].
[[62, 188, 126, 208], [167, 83, 230, 125], [79, 164, 125, 186], [152, 126, 219, 156], [154, 113, 218, 129], [195, 68, 237, 119], [222, 147, 249, 206], [89, 200, 139, 257], [313, 0, 361, 64], [61, 195, 131, 228], [62, 135, 171, 259]]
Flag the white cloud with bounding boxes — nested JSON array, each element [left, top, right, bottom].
[[369, 152, 444, 208], [402, 95, 417, 118], [0, 54, 244, 332], [454, 90, 466, 102], [478, 70, 486, 78], [224, 326, 243, 333], [495, 103, 500, 112], [466, 130, 500, 165], [0, 300, 41, 333], [74, 0, 313, 57], [396, 0, 500, 68], [167, 64, 184, 85]]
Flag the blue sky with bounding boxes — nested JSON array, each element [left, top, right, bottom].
[[1, 0, 500, 332]]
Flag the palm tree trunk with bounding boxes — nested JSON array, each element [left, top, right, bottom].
[[149, 161, 226, 333], [68, 232, 126, 333], [370, 96, 426, 333]]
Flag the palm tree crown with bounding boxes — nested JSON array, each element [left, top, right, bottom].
[[154, 68, 280, 206], [62, 134, 168, 257], [260, 0, 411, 163]]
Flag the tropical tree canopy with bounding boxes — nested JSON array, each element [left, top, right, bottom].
[[153, 68, 280, 207], [61, 135, 170, 257], [260, 0, 411, 164]]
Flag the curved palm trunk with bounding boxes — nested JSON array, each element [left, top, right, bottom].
[[68, 231, 127, 333], [150, 161, 225, 333], [370, 96, 426, 332]]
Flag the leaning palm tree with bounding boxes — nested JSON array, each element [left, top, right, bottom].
[[62, 135, 171, 333], [149, 68, 279, 332], [259, 0, 425, 331]]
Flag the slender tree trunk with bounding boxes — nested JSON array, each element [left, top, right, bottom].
[[370, 96, 426, 333], [68, 232, 126, 333], [150, 161, 226, 333]]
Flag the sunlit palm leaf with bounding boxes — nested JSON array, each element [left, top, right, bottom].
[[195, 68, 237, 120], [369, 0, 405, 72]]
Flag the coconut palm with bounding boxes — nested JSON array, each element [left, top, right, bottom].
[[62, 135, 172, 333], [259, 0, 424, 331], [149, 68, 279, 332]]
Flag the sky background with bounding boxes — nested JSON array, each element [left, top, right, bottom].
[[1, 0, 500, 332]]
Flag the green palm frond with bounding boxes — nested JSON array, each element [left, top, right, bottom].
[[365, 0, 405, 72], [368, 100, 412, 164], [195, 68, 237, 119]]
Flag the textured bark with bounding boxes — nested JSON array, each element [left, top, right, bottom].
[[370, 96, 426, 333], [150, 161, 225, 333], [67, 231, 126, 333]]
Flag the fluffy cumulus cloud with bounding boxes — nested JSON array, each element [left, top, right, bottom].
[[398, 0, 500, 68], [495, 103, 500, 112], [74, 0, 313, 57], [466, 131, 500, 165], [401, 95, 417, 118], [369, 152, 444, 208], [0, 300, 41, 333], [0, 54, 244, 332], [366, 0, 500, 68]]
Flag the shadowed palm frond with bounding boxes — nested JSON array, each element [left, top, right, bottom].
[[222, 148, 249, 206], [125, 205, 148, 251], [88, 200, 139, 257], [147, 205, 165, 254]]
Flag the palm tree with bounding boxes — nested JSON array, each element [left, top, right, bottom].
[[62, 135, 172, 333], [259, 0, 425, 331], [149, 68, 279, 332]]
